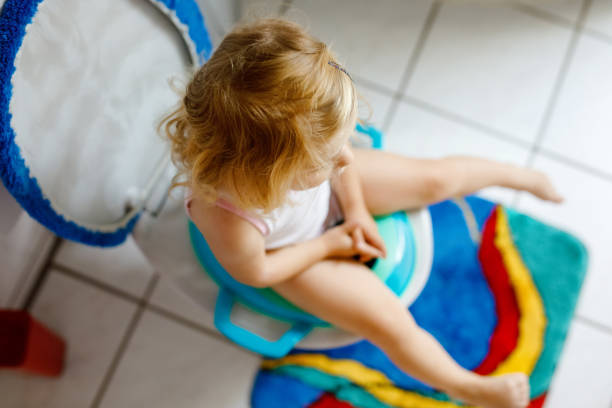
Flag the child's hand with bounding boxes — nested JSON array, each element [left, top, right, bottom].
[[322, 220, 383, 261], [344, 208, 387, 263]]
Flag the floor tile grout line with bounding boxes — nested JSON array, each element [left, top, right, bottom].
[[90, 273, 160, 408], [22, 235, 64, 311], [380, 0, 442, 136], [510, 0, 612, 49], [574, 314, 612, 337], [537, 147, 612, 182], [51, 260, 248, 349], [509, 2, 577, 29], [525, 0, 592, 169], [354, 75, 395, 98], [401, 94, 534, 151], [50, 262, 143, 304], [146, 303, 243, 349], [582, 26, 612, 46]]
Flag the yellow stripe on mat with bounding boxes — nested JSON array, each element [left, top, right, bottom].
[[262, 354, 465, 408], [491, 207, 546, 375]]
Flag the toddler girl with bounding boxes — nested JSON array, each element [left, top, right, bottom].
[[160, 17, 563, 408]]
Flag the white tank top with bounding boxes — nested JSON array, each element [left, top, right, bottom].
[[184, 179, 344, 250], [254, 179, 341, 249]]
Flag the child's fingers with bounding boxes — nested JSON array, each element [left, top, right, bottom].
[[360, 243, 383, 261], [363, 228, 387, 258], [343, 222, 383, 260], [343, 219, 386, 259], [351, 228, 381, 260], [362, 229, 387, 258], [351, 227, 366, 251]]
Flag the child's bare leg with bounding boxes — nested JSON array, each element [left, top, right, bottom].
[[351, 148, 562, 215], [272, 259, 529, 408]]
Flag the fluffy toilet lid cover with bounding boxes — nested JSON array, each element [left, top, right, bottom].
[[0, 0, 211, 246]]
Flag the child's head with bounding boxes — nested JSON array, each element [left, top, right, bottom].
[[159, 17, 370, 214]]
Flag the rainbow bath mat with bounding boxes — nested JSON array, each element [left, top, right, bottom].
[[250, 196, 588, 408]]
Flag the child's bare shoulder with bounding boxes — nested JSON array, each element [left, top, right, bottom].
[[188, 196, 266, 282], [189, 196, 263, 249]]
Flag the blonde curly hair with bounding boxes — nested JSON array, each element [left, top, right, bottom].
[[158, 17, 370, 215]]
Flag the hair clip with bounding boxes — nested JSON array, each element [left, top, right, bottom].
[[328, 60, 353, 81]]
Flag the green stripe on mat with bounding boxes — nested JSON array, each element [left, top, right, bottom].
[[505, 208, 588, 395]]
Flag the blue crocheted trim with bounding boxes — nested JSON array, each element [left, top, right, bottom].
[[153, 0, 213, 64], [0, 0, 211, 247]]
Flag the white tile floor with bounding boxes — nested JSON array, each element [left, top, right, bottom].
[[2, 0, 612, 407]]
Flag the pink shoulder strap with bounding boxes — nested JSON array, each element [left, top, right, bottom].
[[184, 190, 269, 236], [214, 198, 270, 236]]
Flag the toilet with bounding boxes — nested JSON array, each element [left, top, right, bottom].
[[0, 0, 433, 357]]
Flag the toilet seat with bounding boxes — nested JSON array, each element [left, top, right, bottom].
[[0, 0, 433, 353], [0, 0, 210, 246]]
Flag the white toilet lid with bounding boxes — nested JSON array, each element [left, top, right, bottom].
[[0, 0, 211, 246]]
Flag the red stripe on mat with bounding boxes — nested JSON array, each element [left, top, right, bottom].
[[308, 393, 356, 408], [528, 393, 547, 408], [475, 206, 521, 374]]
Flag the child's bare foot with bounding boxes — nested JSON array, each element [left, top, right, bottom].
[[449, 373, 530, 408], [524, 169, 564, 204]]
